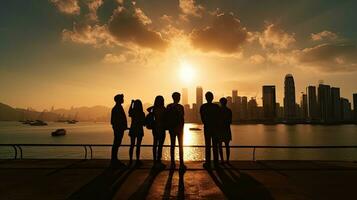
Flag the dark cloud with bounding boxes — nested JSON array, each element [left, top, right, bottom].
[[108, 6, 168, 51], [299, 43, 357, 72], [190, 12, 248, 54]]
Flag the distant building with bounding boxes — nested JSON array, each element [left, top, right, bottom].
[[354, 93, 357, 121], [307, 86, 319, 121], [231, 90, 239, 121], [318, 84, 332, 123], [262, 85, 276, 121], [276, 103, 284, 120], [300, 93, 308, 121], [182, 88, 188, 106], [247, 98, 258, 120], [196, 86, 203, 121], [226, 96, 233, 108], [284, 74, 296, 121], [341, 98, 352, 121], [241, 96, 248, 120], [330, 87, 341, 122]]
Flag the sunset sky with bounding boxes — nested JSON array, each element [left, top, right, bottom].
[[1, 0, 357, 110]]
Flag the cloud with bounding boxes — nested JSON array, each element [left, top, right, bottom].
[[62, 23, 115, 46], [190, 12, 248, 53], [179, 0, 204, 17], [108, 6, 168, 51], [311, 30, 338, 41], [298, 43, 357, 72], [249, 54, 265, 64], [102, 53, 127, 64], [259, 24, 295, 49], [51, 0, 80, 15], [86, 0, 103, 22]]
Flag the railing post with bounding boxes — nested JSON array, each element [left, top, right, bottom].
[[83, 146, 88, 160], [89, 146, 93, 159], [12, 145, 17, 159], [17, 145, 23, 159], [253, 147, 256, 161]]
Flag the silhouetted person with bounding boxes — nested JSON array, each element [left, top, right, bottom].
[[128, 99, 145, 166], [111, 94, 128, 167], [166, 92, 186, 171], [147, 96, 166, 167], [200, 92, 220, 169], [218, 97, 232, 163]]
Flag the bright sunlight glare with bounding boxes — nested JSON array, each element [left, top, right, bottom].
[[179, 60, 195, 83]]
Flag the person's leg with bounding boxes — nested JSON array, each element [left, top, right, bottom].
[[129, 135, 135, 164], [177, 130, 185, 167], [111, 129, 119, 162], [169, 130, 176, 166], [204, 130, 211, 164], [157, 129, 166, 162], [212, 136, 219, 165], [225, 141, 230, 163], [117, 130, 124, 161], [136, 136, 142, 161], [218, 141, 224, 163], [152, 132, 158, 162]]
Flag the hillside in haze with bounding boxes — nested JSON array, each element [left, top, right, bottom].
[[0, 102, 111, 122]]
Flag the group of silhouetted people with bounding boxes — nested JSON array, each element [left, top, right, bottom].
[[110, 91, 232, 170]]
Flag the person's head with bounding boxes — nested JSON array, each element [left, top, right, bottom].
[[220, 97, 227, 107], [205, 92, 214, 103], [172, 92, 181, 103], [154, 95, 165, 107], [114, 94, 124, 104], [134, 99, 143, 112]]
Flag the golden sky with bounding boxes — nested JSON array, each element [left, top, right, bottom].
[[0, 0, 356, 110]]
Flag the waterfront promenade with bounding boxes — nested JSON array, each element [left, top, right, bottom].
[[1, 159, 357, 199]]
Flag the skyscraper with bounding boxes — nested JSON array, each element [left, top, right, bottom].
[[231, 90, 239, 121], [353, 93, 357, 122], [247, 97, 258, 120], [330, 87, 341, 122], [196, 86, 203, 121], [262, 85, 276, 121], [318, 84, 332, 123], [284, 74, 296, 121], [232, 90, 238, 104], [341, 97, 352, 121], [182, 88, 188, 105], [301, 93, 308, 120], [241, 96, 248, 120], [307, 86, 319, 121], [196, 86, 203, 108]]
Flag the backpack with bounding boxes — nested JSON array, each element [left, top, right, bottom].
[[145, 111, 155, 130]]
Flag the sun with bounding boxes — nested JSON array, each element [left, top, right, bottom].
[[179, 60, 196, 83]]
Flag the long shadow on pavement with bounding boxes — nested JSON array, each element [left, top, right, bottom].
[[207, 165, 274, 200], [67, 166, 136, 200], [128, 166, 163, 200]]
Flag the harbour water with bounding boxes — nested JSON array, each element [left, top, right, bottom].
[[1, 122, 357, 160]]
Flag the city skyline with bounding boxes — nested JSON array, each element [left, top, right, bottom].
[[1, 0, 357, 110]]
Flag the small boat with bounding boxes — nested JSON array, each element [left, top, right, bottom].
[[189, 127, 202, 131], [22, 120, 34, 125], [52, 129, 66, 136], [30, 120, 48, 126], [67, 120, 78, 124]]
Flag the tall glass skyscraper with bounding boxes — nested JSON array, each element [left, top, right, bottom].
[[284, 74, 296, 122]]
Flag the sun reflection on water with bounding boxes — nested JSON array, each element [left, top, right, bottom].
[[162, 123, 205, 161]]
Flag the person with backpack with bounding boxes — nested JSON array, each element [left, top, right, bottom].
[[128, 99, 145, 166], [146, 96, 166, 167], [166, 92, 186, 171]]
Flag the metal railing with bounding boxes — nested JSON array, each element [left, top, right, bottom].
[[2, 144, 357, 160]]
